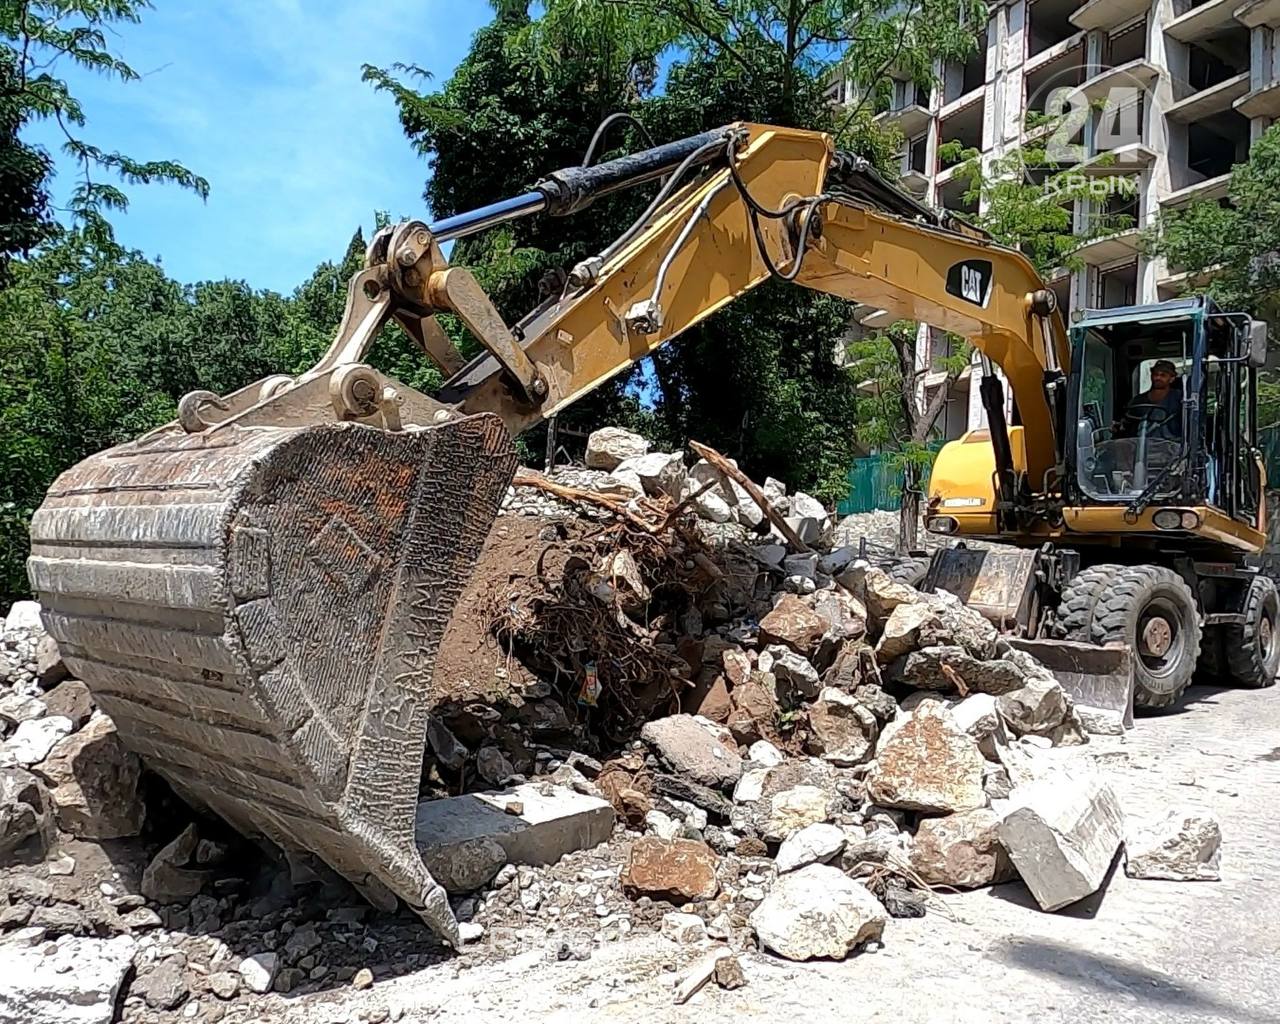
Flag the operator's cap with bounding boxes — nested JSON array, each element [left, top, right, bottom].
[[1152, 359, 1178, 374]]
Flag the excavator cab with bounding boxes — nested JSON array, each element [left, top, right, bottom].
[[1065, 296, 1266, 531]]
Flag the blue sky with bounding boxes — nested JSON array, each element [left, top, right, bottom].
[[27, 0, 493, 293]]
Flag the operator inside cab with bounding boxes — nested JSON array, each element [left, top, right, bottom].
[[1119, 359, 1183, 440]]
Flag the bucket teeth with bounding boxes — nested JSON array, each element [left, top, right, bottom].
[[28, 414, 518, 943]]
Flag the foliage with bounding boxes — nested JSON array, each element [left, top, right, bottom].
[[0, 0, 209, 251], [940, 133, 1139, 279]]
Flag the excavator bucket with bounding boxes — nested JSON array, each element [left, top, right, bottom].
[[27, 413, 517, 943], [922, 547, 1135, 725]]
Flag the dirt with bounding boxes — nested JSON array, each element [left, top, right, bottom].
[[433, 515, 592, 707]]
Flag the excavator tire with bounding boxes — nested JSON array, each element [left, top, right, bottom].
[[1224, 575, 1280, 688], [1055, 563, 1123, 640], [26, 414, 518, 944], [1089, 565, 1201, 710]]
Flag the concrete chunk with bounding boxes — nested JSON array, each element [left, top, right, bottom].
[[414, 783, 614, 871], [997, 772, 1124, 911], [1125, 810, 1222, 881]]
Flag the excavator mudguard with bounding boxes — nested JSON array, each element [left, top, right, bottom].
[[27, 414, 517, 943]]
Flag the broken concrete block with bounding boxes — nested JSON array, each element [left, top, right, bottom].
[[806, 687, 877, 767], [615, 451, 685, 499], [419, 837, 508, 894], [997, 772, 1124, 910], [762, 785, 832, 841], [640, 714, 742, 789], [758, 595, 828, 657], [774, 822, 846, 872], [4, 716, 72, 767], [4, 601, 43, 633], [0, 766, 49, 862], [1124, 811, 1221, 881], [910, 808, 1014, 888], [0, 934, 136, 1024], [415, 783, 614, 877], [621, 837, 718, 901], [765, 645, 820, 700], [866, 703, 986, 813], [585, 426, 649, 470], [661, 910, 708, 944], [997, 676, 1070, 738], [32, 713, 144, 838], [750, 864, 885, 961]]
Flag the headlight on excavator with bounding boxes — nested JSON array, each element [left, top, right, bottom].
[[926, 515, 958, 535], [1152, 509, 1199, 531]]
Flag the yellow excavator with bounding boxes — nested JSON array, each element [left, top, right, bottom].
[[25, 122, 1276, 942]]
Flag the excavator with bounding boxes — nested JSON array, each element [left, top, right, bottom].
[[25, 122, 1278, 943]]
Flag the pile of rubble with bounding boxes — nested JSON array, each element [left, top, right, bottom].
[[0, 425, 1225, 1022]]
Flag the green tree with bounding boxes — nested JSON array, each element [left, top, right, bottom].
[[365, 0, 987, 497], [0, 0, 209, 249], [1147, 123, 1280, 326]]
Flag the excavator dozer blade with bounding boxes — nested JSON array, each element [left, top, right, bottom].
[[27, 414, 518, 943]]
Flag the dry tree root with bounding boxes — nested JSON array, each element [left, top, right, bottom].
[[486, 474, 727, 743]]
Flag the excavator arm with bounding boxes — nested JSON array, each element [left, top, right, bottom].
[[26, 121, 1069, 945]]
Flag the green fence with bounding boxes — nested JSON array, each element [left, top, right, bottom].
[[837, 445, 943, 516]]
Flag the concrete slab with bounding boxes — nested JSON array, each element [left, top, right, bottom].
[[414, 783, 614, 869], [1007, 638, 1134, 728]]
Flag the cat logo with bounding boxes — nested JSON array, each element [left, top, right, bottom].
[[946, 259, 993, 308]]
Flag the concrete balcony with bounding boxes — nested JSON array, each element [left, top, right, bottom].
[[1165, 71, 1250, 122], [1234, 0, 1280, 28], [1157, 262, 1224, 299], [1078, 59, 1160, 106], [875, 103, 932, 138], [1160, 172, 1232, 209], [1073, 228, 1143, 265], [1167, 0, 1240, 41], [1074, 143, 1158, 174], [1236, 78, 1280, 118], [1024, 31, 1088, 75], [938, 86, 984, 121], [1072, 0, 1151, 31], [898, 168, 931, 195]]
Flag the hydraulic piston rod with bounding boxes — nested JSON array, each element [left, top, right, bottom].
[[428, 127, 733, 243]]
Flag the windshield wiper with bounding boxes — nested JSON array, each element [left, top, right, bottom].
[[1125, 454, 1186, 519]]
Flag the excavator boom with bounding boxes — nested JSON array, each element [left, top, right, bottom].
[[27, 122, 1067, 942]]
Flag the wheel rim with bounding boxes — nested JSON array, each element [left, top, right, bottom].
[[1136, 598, 1185, 680], [1259, 609, 1275, 663]]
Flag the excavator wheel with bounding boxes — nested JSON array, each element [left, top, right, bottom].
[[27, 414, 518, 944], [1054, 563, 1123, 641], [1089, 565, 1201, 710], [1224, 575, 1280, 688]]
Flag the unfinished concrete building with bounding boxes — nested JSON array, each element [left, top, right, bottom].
[[833, 0, 1277, 438]]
